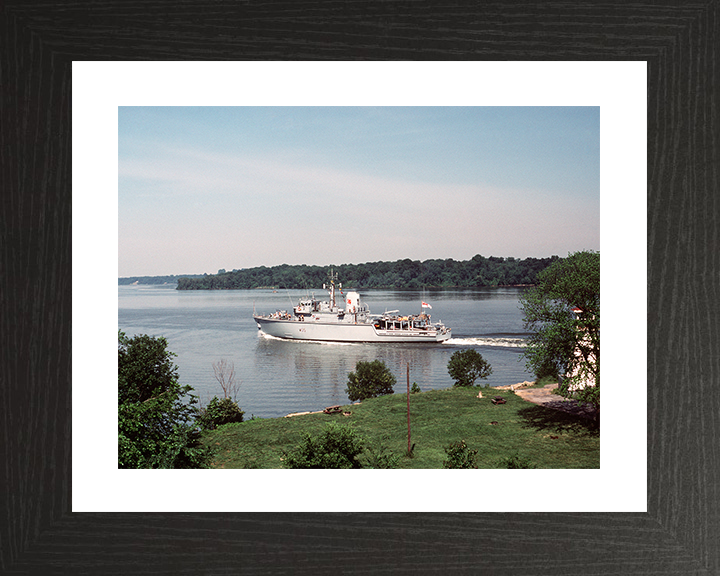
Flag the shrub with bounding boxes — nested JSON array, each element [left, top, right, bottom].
[[410, 382, 421, 394], [447, 349, 493, 387], [443, 440, 478, 469], [362, 441, 400, 469], [573, 384, 600, 408], [500, 453, 537, 469], [284, 422, 365, 469], [153, 425, 210, 469], [198, 396, 245, 430], [345, 360, 396, 402], [118, 331, 213, 469]]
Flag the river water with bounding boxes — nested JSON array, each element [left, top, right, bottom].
[[118, 285, 535, 418]]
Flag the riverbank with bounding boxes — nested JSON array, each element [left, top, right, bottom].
[[201, 385, 599, 469]]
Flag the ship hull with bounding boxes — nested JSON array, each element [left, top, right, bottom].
[[254, 316, 451, 343]]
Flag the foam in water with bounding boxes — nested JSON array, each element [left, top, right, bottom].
[[258, 332, 356, 346], [444, 337, 526, 348]]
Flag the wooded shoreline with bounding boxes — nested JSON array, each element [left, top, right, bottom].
[[172, 254, 560, 291]]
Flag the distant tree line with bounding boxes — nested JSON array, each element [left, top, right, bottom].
[[175, 255, 560, 290], [118, 274, 205, 285]]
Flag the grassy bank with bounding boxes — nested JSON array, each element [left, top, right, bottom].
[[201, 386, 599, 469]]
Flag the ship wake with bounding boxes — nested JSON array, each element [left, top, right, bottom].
[[258, 332, 357, 346], [444, 337, 527, 348]]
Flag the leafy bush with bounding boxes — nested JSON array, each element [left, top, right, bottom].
[[118, 331, 213, 469], [572, 384, 599, 408], [410, 382, 421, 394], [151, 425, 210, 469], [361, 441, 400, 469], [443, 440, 478, 469], [345, 360, 396, 402], [198, 396, 245, 430], [500, 453, 537, 469], [284, 422, 365, 469], [447, 349, 493, 387]]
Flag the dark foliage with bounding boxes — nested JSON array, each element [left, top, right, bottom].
[[519, 250, 600, 410], [283, 422, 365, 469], [447, 349, 493, 387], [176, 255, 559, 290], [118, 331, 213, 468], [345, 360, 397, 402], [500, 453, 537, 469], [118, 274, 204, 285], [198, 396, 245, 430], [361, 441, 400, 469]]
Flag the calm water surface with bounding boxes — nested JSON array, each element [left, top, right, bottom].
[[118, 285, 534, 418]]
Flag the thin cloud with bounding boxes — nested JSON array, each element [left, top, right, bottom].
[[119, 107, 599, 275]]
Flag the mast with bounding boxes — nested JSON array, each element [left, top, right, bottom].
[[327, 268, 338, 309]]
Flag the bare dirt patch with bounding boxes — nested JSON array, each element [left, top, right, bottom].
[[505, 382, 598, 420]]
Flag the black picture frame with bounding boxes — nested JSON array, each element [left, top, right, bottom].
[[2, 3, 718, 574]]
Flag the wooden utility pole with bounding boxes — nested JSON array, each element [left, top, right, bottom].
[[407, 362, 411, 455]]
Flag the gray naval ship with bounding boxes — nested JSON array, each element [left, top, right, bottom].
[[253, 271, 451, 343]]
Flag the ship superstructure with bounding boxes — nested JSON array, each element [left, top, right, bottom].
[[253, 270, 451, 343]]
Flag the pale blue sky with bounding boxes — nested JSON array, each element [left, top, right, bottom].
[[118, 106, 599, 276]]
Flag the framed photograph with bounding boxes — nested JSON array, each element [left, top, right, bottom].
[[3, 3, 717, 574], [82, 63, 632, 512]]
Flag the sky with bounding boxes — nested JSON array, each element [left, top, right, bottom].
[[118, 106, 599, 277]]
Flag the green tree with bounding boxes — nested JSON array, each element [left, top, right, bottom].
[[119, 331, 179, 403], [447, 349, 493, 387], [118, 331, 212, 468], [345, 360, 397, 402], [519, 250, 600, 410], [284, 422, 365, 469], [176, 256, 559, 290]]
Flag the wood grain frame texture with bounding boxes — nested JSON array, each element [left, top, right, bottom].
[[1, 2, 718, 574]]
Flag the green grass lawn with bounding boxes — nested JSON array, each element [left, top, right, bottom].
[[201, 386, 599, 469]]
